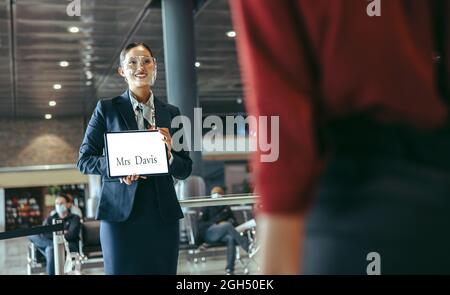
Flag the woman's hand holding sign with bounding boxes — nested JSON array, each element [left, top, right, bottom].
[[156, 127, 172, 160]]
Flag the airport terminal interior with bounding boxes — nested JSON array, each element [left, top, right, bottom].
[[0, 0, 260, 275]]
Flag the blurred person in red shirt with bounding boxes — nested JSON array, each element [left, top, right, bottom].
[[231, 0, 449, 274]]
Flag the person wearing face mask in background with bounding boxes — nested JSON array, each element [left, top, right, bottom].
[[28, 195, 81, 275], [198, 186, 250, 274], [49, 193, 83, 218], [77, 42, 192, 275]]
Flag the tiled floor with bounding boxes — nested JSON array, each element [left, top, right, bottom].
[[0, 238, 29, 275], [0, 237, 260, 275]]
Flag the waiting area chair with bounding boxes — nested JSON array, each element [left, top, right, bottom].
[[182, 206, 260, 274], [27, 218, 104, 275]]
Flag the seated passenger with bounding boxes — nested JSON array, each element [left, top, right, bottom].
[[198, 186, 250, 275], [28, 195, 81, 275]]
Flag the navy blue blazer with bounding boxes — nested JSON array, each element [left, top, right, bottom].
[[77, 91, 192, 222]]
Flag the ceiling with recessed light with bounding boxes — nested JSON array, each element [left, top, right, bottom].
[[0, 0, 245, 120]]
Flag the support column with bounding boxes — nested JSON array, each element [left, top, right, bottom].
[[162, 0, 203, 176], [86, 175, 101, 218], [0, 188, 4, 232]]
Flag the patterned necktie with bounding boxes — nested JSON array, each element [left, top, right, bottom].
[[135, 106, 150, 130], [143, 104, 155, 129]]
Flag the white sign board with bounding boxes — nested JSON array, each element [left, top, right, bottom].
[[105, 130, 169, 178]]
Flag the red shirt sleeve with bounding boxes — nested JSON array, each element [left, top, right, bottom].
[[230, 0, 323, 215]]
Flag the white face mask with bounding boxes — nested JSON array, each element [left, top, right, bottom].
[[55, 204, 67, 217], [211, 192, 222, 199]]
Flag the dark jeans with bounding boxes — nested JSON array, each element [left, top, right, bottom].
[[28, 235, 79, 275], [204, 222, 249, 271], [303, 116, 450, 274], [28, 235, 55, 275]]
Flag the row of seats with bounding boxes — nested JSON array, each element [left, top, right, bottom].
[[181, 206, 260, 274], [27, 207, 259, 274]]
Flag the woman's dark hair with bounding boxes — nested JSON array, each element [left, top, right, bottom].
[[119, 42, 154, 66]]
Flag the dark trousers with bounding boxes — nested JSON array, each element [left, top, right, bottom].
[[204, 221, 249, 271], [303, 116, 450, 274]]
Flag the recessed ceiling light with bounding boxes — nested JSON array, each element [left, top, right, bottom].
[[226, 30, 236, 38], [86, 45, 92, 50], [86, 81, 92, 86], [53, 84, 62, 90], [236, 98, 243, 104], [85, 62, 91, 67], [195, 61, 201, 68], [49, 101, 56, 107], [85, 71, 93, 80], [68, 26, 79, 33], [59, 61, 69, 67], [45, 114, 52, 120]]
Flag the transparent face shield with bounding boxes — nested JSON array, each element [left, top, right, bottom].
[[122, 55, 157, 86], [124, 56, 155, 69]]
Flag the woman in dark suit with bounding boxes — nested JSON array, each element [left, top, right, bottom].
[[77, 42, 192, 274]]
